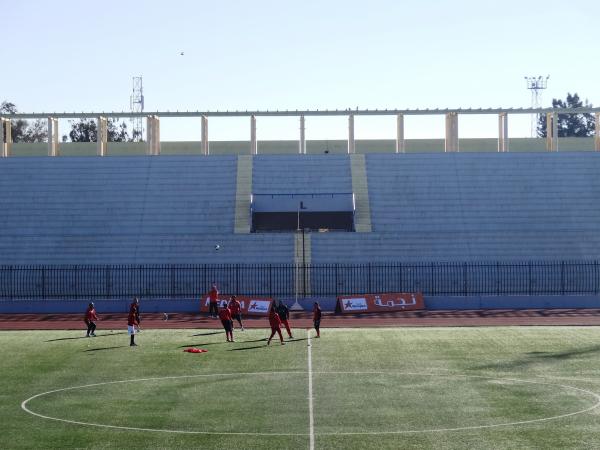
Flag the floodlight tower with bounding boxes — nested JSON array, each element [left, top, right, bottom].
[[130, 76, 144, 141], [524, 75, 549, 137]]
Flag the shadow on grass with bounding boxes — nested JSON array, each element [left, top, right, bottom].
[[84, 346, 127, 352], [231, 338, 267, 344], [471, 345, 600, 371], [46, 332, 127, 342], [178, 341, 229, 348], [229, 345, 268, 351], [191, 331, 223, 337]]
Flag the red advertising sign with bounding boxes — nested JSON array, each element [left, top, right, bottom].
[[200, 295, 273, 316], [336, 293, 424, 314]]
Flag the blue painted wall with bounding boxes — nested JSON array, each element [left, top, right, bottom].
[[1, 295, 598, 314]]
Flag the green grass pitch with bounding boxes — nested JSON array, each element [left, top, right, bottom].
[[2, 326, 600, 449]]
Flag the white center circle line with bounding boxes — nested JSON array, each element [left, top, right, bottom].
[[20, 371, 600, 436]]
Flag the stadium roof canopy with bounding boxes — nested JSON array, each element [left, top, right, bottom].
[[3, 107, 600, 119]]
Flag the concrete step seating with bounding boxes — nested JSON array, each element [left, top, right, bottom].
[[252, 155, 352, 194], [1, 152, 599, 266], [309, 152, 600, 262], [0, 156, 294, 264]]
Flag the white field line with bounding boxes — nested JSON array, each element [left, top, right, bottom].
[[307, 330, 315, 450], [20, 371, 307, 436], [20, 370, 600, 436]]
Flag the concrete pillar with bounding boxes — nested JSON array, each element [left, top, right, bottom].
[[395, 113, 405, 153], [498, 113, 509, 152], [47, 118, 59, 156], [348, 114, 355, 154], [250, 115, 257, 155], [146, 116, 153, 155], [155, 116, 160, 155], [552, 111, 558, 151], [0, 119, 4, 157], [201, 116, 209, 155], [0, 118, 10, 157], [545, 113, 552, 151], [595, 113, 600, 151], [546, 112, 558, 151], [146, 116, 161, 155], [96, 117, 108, 156], [299, 115, 306, 154], [445, 112, 459, 152]]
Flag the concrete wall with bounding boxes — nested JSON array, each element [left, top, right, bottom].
[[0, 295, 598, 314], [9, 137, 597, 156]]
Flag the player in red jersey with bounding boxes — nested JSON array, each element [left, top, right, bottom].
[[228, 295, 244, 331], [128, 297, 140, 347], [208, 283, 219, 318], [84, 302, 99, 337], [267, 305, 285, 345], [218, 301, 234, 342], [276, 301, 293, 339], [313, 302, 322, 338]]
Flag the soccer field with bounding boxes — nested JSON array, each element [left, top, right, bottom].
[[2, 326, 600, 449]]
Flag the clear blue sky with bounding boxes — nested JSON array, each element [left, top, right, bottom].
[[2, 0, 598, 141]]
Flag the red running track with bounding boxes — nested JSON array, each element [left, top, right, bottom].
[[2, 309, 600, 330]]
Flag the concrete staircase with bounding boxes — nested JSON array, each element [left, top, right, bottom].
[[350, 154, 372, 232], [294, 231, 312, 296], [234, 155, 253, 233]]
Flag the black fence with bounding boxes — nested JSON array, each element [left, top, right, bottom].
[[0, 261, 599, 300]]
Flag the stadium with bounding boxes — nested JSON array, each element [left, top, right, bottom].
[[2, 105, 600, 449]]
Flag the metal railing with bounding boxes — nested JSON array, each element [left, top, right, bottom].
[[1, 261, 599, 300]]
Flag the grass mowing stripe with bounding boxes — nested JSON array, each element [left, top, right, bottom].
[[311, 371, 600, 435], [7, 327, 600, 449], [20, 370, 600, 436], [21, 371, 310, 436]]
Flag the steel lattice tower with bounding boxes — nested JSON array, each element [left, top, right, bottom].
[[130, 76, 144, 141], [524, 75, 549, 137]]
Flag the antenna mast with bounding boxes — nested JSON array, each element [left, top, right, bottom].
[[130, 76, 144, 141], [524, 75, 549, 137]]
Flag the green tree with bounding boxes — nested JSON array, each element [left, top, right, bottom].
[[23, 119, 49, 142], [1, 101, 25, 141], [66, 118, 131, 142], [0, 101, 46, 142], [537, 93, 595, 137]]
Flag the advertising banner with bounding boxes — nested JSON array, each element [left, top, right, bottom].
[[200, 295, 273, 316], [336, 293, 424, 314]]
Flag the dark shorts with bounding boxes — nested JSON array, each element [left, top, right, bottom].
[[314, 319, 321, 329], [221, 319, 233, 332], [232, 313, 242, 321]]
